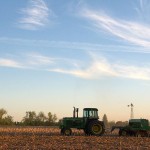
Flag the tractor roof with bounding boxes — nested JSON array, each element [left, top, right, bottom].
[[83, 108, 98, 111]]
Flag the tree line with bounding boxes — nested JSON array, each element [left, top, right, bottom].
[[0, 108, 128, 127], [0, 108, 58, 126]]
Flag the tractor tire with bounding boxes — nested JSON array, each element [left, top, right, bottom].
[[144, 131, 149, 137], [135, 131, 148, 137], [62, 128, 72, 136], [135, 131, 142, 137], [119, 130, 128, 136], [87, 120, 105, 136]]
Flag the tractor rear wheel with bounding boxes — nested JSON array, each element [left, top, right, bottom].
[[87, 120, 104, 136]]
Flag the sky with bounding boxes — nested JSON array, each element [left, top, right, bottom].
[[1, 0, 150, 122]]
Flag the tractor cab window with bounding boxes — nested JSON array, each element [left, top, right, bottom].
[[83, 110, 89, 118], [89, 111, 94, 117], [83, 109, 98, 118]]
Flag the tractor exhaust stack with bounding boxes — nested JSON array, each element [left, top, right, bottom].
[[73, 107, 75, 118], [73, 107, 79, 118]]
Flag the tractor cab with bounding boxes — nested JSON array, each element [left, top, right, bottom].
[[83, 108, 99, 119]]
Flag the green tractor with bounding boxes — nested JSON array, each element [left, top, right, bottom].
[[111, 119, 150, 137], [59, 107, 105, 136]]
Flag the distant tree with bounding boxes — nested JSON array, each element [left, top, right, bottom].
[[36, 111, 47, 125], [46, 112, 57, 125], [102, 114, 109, 128], [0, 108, 13, 125], [28, 111, 37, 120], [47, 112, 53, 123], [37, 111, 47, 122], [3, 115, 13, 125], [52, 114, 57, 123], [22, 111, 37, 125], [22, 111, 58, 126], [0, 108, 7, 119]]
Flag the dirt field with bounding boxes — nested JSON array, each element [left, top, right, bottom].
[[0, 127, 150, 150]]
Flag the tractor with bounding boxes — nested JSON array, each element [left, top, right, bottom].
[[59, 107, 105, 136], [111, 119, 150, 137]]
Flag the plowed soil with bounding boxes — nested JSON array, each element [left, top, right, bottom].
[[0, 127, 149, 150]]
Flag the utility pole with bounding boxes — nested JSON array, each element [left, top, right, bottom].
[[128, 103, 134, 119]]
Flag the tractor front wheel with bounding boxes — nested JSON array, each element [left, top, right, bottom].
[[62, 128, 72, 136]]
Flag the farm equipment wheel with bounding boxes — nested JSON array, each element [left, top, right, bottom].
[[88, 120, 104, 136], [143, 131, 149, 137], [63, 128, 72, 136], [135, 131, 142, 137], [119, 130, 127, 136], [135, 131, 148, 137]]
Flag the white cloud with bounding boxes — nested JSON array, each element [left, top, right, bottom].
[[18, 0, 53, 30], [0, 58, 23, 68], [81, 8, 150, 48], [48, 59, 117, 79], [0, 54, 55, 69], [115, 64, 150, 80], [1, 52, 150, 81], [27, 53, 55, 65], [48, 53, 150, 81], [1, 37, 150, 54]]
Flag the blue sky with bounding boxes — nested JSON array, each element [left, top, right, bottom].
[[1, 0, 150, 121]]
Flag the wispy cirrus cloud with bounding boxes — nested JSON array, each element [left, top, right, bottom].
[[80, 8, 150, 48], [1, 52, 150, 81], [48, 53, 150, 81], [18, 0, 54, 30], [0, 58, 23, 68], [27, 53, 55, 66], [135, 0, 150, 23], [48, 57, 117, 79], [1, 37, 150, 54], [114, 63, 150, 80], [0, 53, 54, 69]]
